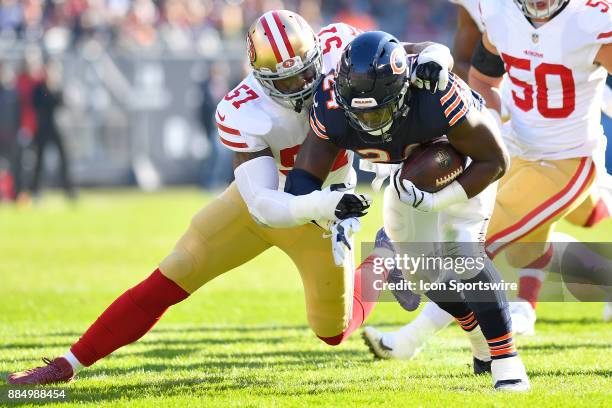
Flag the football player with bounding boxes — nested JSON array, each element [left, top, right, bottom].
[[285, 31, 530, 391], [7, 10, 452, 385], [365, 0, 612, 359], [473, 0, 612, 330]]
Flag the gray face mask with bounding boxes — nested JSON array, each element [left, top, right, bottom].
[[514, 0, 567, 19]]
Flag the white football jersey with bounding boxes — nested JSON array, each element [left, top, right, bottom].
[[215, 23, 360, 188], [481, 0, 612, 161], [449, 0, 484, 31]]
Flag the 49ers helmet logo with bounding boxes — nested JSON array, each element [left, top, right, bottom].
[[390, 47, 407, 75], [282, 59, 296, 69]]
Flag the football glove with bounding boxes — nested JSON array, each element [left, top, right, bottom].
[[410, 44, 452, 94], [329, 217, 360, 266], [392, 169, 468, 212], [326, 183, 372, 220], [290, 183, 372, 224]]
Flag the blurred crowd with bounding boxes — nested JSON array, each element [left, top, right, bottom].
[[0, 0, 457, 54], [0, 54, 75, 202], [0, 0, 459, 200]]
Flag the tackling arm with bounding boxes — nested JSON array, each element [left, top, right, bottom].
[[234, 149, 364, 228], [447, 109, 509, 198], [403, 42, 454, 70], [404, 41, 454, 93], [468, 32, 505, 115]]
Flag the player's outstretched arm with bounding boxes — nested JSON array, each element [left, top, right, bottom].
[[468, 31, 504, 116], [234, 148, 369, 228], [452, 6, 482, 81], [447, 109, 509, 198], [285, 131, 371, 220]]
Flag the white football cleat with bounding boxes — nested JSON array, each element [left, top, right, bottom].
[[604, 302, 612, 322], [492, 356, 531, 392], [510, 299, 536, 336], [362, 326, 423, 360]]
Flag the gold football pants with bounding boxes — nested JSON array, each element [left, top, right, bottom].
[[486, 157, 597, 266], [159, 183, 352, 338]]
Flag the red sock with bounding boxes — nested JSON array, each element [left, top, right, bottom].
[[318, 255, 387, 346], [518, 276, 542, 310], [70, 269, 189, 366], [517, 247, 552, 310], [584, 198, 610, 227]]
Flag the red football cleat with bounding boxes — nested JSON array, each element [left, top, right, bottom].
[[7, 357, 75, 385]]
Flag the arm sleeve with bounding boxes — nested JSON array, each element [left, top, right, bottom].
[[234, 156, 335, 228], [471, 39, 505, 77]]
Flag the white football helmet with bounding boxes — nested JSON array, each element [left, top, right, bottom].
[[247, 10, 322, 113]]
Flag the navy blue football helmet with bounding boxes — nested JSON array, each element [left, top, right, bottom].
[[334, 31, 410, 141]]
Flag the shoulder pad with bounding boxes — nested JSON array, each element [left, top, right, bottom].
[[318, 22, 362, 40], [318, 23, 361, 72], [215, 76, 273, 137], [574, 1, 612, 44]]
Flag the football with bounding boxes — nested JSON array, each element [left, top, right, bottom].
[[400, 137, 467, 193]]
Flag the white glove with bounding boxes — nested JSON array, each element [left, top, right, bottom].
[[359, 160, 401, 192], [392, 169, 468, 212], [410, 43, 453, 93], [290, 183, 372, 223], [328, 217, 361, 266]]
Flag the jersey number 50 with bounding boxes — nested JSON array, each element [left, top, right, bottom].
[[501, 53, 575, 119]]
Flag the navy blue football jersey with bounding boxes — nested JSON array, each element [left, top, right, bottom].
[[310, 71, 484, 164]]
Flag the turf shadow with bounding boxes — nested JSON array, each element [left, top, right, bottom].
[[529, 368, 612, 378], [139, 334, 296, 347], [85, 348, 370, 377], [521, 342, 611, 352], [535, 317, 604, 325]]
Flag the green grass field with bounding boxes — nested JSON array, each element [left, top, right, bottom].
[[1, 189, 611, 407]]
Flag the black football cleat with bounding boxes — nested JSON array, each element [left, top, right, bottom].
[[473, 357, 492, 375]]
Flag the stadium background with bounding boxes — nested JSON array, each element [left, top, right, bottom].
[[1, 0, 608, 195]]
